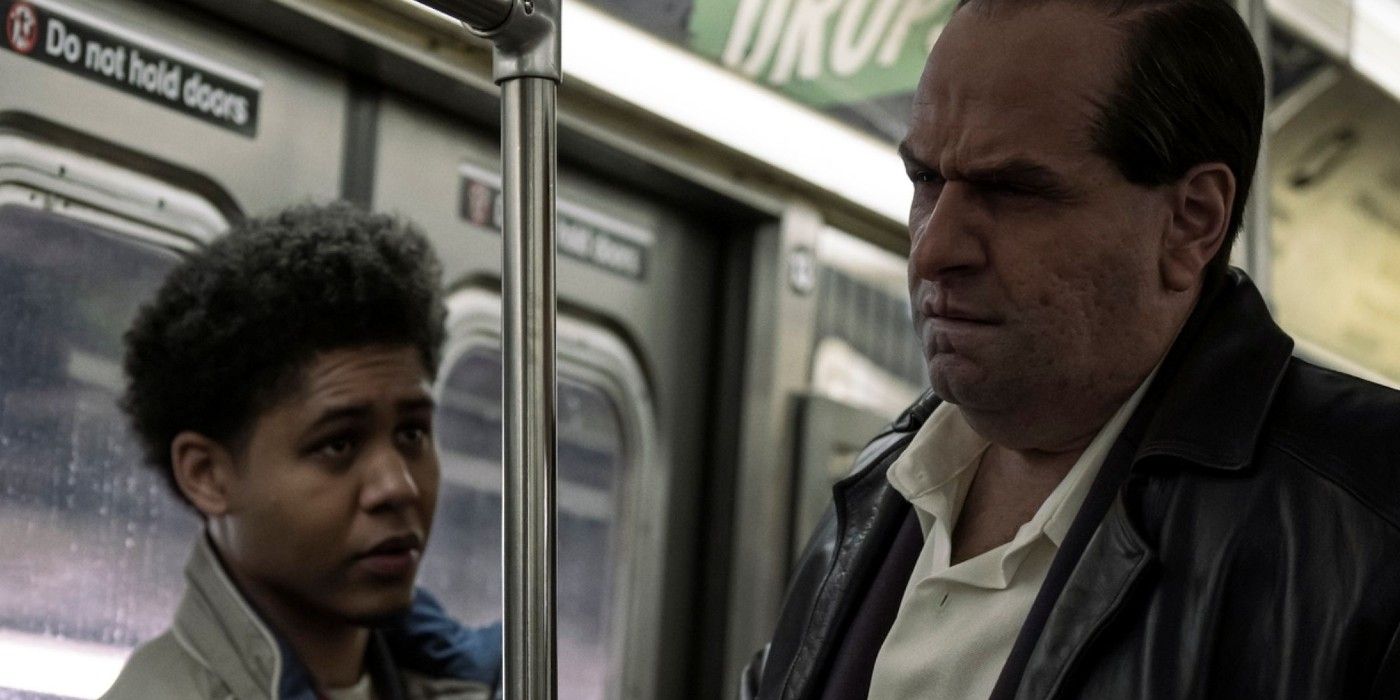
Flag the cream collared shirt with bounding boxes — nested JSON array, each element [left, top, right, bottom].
[[324, 673, 377, 700], [867, 375, 1154, 699]]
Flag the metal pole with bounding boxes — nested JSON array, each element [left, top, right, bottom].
[[405, 2, 562, 698], [501, 75, 557, 700], [410, 0, 513, 32]]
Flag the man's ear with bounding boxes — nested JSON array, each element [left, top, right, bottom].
[[170, 431, 237, 517], [1160, 162, 1236, 292]]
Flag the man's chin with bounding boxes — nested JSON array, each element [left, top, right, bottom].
[[354, 609, 412, 628], [339, 586, 417, 626], [927, 357, 989, 405]]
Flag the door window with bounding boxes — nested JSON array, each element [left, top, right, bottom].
[[420, 347, 630, 700], [0, 204, 197, 699]]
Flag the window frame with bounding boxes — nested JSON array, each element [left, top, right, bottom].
[[437, 287, 664, 699], [0, 135, 228, 700], [0, 134, 227, 247]]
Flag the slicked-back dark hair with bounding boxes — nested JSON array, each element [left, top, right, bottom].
[[956, 0, 1265, 278], [121, 202, 447, 503]]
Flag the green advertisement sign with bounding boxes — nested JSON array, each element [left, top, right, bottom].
[[687, 0, 956, 107]]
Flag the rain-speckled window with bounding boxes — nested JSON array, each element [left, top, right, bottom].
[[419, 348, 629, 700], [0, 204, 197, 699]]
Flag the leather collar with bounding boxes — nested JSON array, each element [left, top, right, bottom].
[[1134, 269, 1294, 471]]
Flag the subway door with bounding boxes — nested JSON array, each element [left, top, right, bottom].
[[715, 220, 927, 692], [793, 229, 928, 555], [368, 92, 721, 699], [0, 0, 348, 216]]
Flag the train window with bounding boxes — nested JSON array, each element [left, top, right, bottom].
[[420, 347, 629, 699], [1270, 74, 1400, 386], [419, 288, 660, 699], [0, 202, 198, 699], [811, 228, 925, 415]]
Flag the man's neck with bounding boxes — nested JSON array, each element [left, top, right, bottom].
[[209, 538, 369, 689], [962, 390, 1127, 464], [265, 601, 370, 691], [950, 444, 1081, 563], [948, 367, 1154, 563]]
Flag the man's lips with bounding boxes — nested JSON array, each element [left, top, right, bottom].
[[361, 533, 423, 557], [927, 313, 996, 324], [355, 533, 423, 578], [920, 298, 1000, 324]]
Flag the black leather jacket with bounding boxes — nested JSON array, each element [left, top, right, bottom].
[[745, 271, 1400, 699]]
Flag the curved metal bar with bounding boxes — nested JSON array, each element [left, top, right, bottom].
[[412, 0, 514, 33], [465, 0, 561, 84]]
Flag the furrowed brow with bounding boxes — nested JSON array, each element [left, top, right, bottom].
[[897, 141, 936, 173], [961, 159, 1075, 198], [308, 404, 372, 430]]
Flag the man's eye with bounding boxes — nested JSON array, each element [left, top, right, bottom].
[[988, 182, 1031, 196], [317, 438, 354, 459], [397, 425, 431, 446], [911, 170, 944, 185]]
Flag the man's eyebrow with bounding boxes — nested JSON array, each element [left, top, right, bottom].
[[961, 158, 1079, 199], [305, 396, 435, 429], [397, 396, 436, 413], [898, 143, 1077, 199], [897, 141, 933, 171], [307, 404, 372, 430], [961, 158, 1063, 185]]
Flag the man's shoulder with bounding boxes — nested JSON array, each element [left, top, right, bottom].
[[101, 630, 227, 700], [1259, 357, 1400, 528]]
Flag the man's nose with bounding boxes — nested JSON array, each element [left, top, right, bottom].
[[909, 182, 986, 282], [360, 443, 421, 512]]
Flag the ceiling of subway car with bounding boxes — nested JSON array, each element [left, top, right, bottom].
[[582, 0, 1400, 144], [583, 0, 952, 143]]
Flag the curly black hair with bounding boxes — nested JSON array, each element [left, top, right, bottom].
[[121, 202, 447, 502]]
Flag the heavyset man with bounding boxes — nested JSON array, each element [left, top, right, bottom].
[[104, 204, 501, 699], [747, 0, 1400, 698]]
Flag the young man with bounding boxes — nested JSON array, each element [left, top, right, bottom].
[[103, 203, 501, 700]]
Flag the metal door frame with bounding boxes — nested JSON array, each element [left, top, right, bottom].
[[0, 134, 228, 245]]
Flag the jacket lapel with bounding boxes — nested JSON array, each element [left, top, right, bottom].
[[1014, 498, 1155, 699], [1135, 271, 1294, 471], [766, 393, 942, 699], [775, 436, 913, 700]]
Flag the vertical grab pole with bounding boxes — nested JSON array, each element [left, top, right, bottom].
[[490, 5, 561, 699], [409, 1, 562, 697], [501, 74, 557, 700]]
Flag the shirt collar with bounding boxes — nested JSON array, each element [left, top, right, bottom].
[[885, 401, 986, 506], [885, 366, 1158, 589]]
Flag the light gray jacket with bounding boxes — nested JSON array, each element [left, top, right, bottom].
[[102, 536, 500, 700]]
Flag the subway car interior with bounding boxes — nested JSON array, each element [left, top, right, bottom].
[[1, 0, 1398, 698]]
